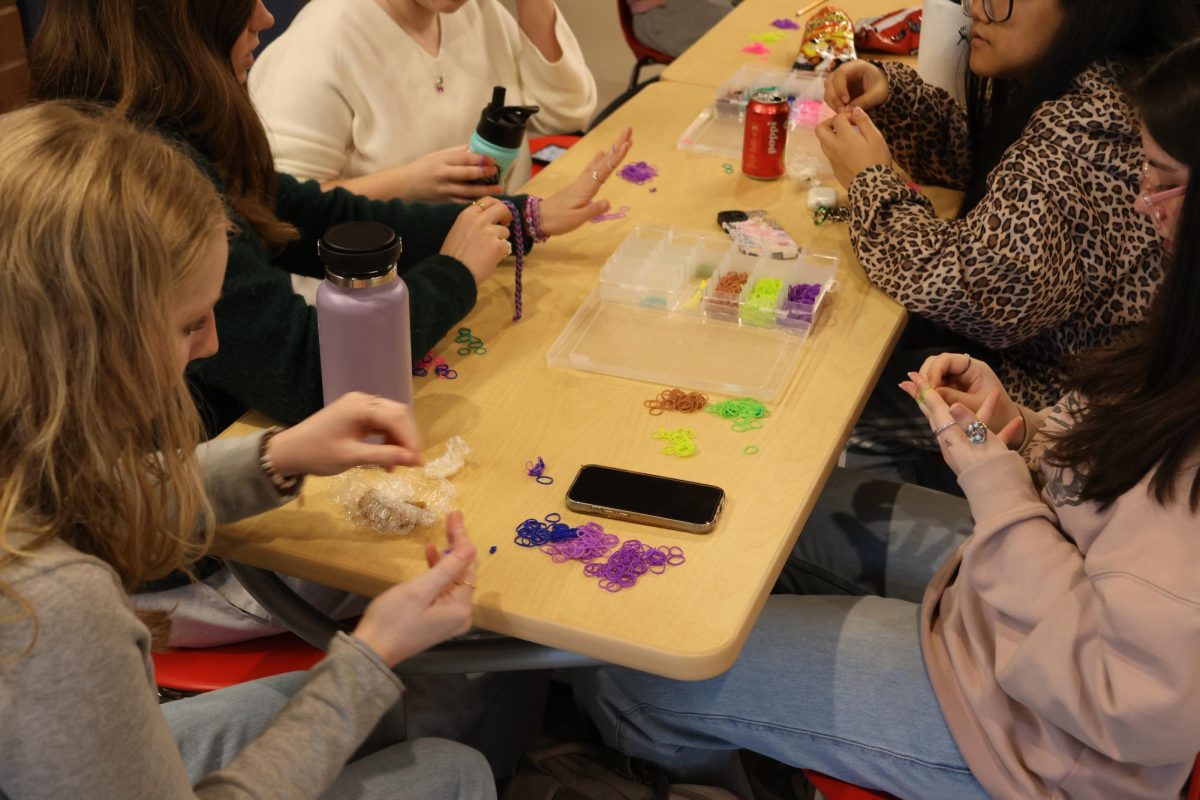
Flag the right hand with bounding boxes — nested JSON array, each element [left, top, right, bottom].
[[824, 61, 889, 113], [395, 146, 505, 204], [352, 511, 477, 668], [439, 197, 513, 286], [918, 353, 1024, 449]]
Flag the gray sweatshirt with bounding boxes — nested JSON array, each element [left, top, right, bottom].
[[0, 436, 404, 799]]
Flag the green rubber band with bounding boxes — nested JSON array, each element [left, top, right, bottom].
[[457, 347, 472, 356], [473, 347, 487, 355], [743, 445, 760, 455]]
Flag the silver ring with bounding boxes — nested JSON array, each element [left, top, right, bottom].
[[933, 421, 956, 437], [965, 420, 988, 445], [590, 170, 601, 182]]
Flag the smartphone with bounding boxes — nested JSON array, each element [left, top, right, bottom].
[[717, 209, 801, 260], [531, 143, 569, 165], [565, 464, 726, 534]]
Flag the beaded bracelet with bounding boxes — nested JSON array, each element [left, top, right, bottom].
[[258, 426, 302, 495], [499, 199, 527, 321], [523, 196, 549, 243]]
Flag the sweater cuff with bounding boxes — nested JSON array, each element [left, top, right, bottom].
[[334, 632, 405, 695], [957, 450, 1044, 526]]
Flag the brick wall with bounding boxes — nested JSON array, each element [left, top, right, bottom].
[[0, 0, 30, 114]]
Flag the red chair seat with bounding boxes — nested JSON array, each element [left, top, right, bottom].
[[804, 771, 896, 800], [152, 631, 324, 693]]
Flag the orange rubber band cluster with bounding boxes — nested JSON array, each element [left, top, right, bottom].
[[644, 388, 710, 416]]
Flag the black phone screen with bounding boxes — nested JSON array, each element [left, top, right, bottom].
[[566, 465, 725, 526]]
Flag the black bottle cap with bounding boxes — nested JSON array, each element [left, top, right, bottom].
[[318, 221, 403, 280], [474, 86, 540, 150]]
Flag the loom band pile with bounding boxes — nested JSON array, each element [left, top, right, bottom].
[[540, 524, 619, 563], [412, 367, 429, 378], [454, 328, 486, 355], [644, 388, 709, 415], [525, 456, 555, 485], [434, 365, 458, 380], [654, 427, 698, 458], [513, 514, 578, 547]]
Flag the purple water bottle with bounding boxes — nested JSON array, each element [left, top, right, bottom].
[[316, 221, 413, 410]]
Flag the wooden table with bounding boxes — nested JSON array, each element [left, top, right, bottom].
[[216, 79, 960, 680], [661, 0, 918, 88]]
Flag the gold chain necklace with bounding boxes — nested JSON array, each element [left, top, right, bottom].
[[383, 0, 445, 94]]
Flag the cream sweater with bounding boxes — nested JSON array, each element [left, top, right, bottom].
[[922, 395, 1200, 799], [249, 0, 597, 191]]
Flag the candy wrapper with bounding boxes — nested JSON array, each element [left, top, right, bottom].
[[794, 6, 857, 73], [332, 436, 470, 536], [854, 8, 921, 56]]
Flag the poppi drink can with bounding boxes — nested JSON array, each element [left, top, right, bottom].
[[742, 92, 789, 180]]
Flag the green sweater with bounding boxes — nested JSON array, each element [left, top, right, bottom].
[[186, 158, 522, 431]]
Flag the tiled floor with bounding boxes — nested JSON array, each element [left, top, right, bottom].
[[496, 0, 665, 126]]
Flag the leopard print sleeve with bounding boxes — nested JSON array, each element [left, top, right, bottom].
[[847, 142, 1085, 352], [869, 62, 971, 190]]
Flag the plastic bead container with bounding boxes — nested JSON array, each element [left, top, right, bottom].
[[547, 226, 840, 400]]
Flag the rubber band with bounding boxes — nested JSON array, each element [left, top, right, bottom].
[[743, 445, 760, 455]]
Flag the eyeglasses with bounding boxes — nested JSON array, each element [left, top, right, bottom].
[[1137, 162, 1186, 236], [960, 0, 1014, 23]]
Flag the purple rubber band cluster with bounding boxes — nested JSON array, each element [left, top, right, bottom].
[[513, 516, 685, 591], [583, 540, 686, 593], [771, 18, 800, 29], [413, 352, 457, 379], [525, 456, 555, 485], [786, 283, 822, 322], [618, 161, 659, 186]]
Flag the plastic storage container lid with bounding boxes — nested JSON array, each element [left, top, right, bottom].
[[318, 221, 403, 280]]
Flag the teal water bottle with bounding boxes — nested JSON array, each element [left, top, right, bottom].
[[468, 86, 539, 189]]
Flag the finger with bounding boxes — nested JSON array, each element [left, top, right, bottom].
[[410, 543, 475, 604], [934, 387, 973, 407], [828, 112, 859, 137], [976, 388, 1001, 427], [850, 107, 885, 146], [446, 164, 500, 184], [369, 399, 423, 455], [425, 540, 440, 569], [948, 402, 974, 424], [443, 145, 495, 168], [897, 380, 918, 401], [342, 442, 422, 470], [909, 372, 955, 430], [478, 201, 512, 226], [920, 353, 956, 386], [814, 118, 839, 152], [996, 417, 1024, 449]]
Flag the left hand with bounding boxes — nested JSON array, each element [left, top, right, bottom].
[[899, 372, 1023, 476], [538, 127, 633, 236], [814, 106, 893, 189], [266, 392, 423, 477]]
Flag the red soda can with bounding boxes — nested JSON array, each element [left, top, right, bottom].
[[742, 91, 789, 180]]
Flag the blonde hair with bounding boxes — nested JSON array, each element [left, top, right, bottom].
[[0, 102, 229, 650]]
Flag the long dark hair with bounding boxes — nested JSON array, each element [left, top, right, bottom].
[[29, 0, 297, 248], [960, 0, 1199, 215], [1047, 38, 1200, 510]]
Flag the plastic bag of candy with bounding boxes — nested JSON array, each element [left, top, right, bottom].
[[793, 6, 857, 73], [854, 7, 921, 56]]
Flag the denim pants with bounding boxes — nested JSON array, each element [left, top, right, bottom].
[[573, 468, 990, 800], [162, 671, 497, 799]]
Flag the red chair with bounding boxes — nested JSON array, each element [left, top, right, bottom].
[[152, 631, 324, 694], [528, 133, 581, 178], [616, 0, 675, 90], [804, 753, 1200, 800]]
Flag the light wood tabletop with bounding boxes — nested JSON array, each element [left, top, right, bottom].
[[661, 0, 921, 88], [214, 79, 960, 680]]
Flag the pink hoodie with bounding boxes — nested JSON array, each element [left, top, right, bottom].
[[922, 395, 1200, 798]]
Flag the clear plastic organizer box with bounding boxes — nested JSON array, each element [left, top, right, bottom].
[[677, 67, 831, 165], [546, 226, 840, 400]]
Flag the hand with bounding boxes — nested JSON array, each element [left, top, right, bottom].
[[440, 197, 513, 286], [266, 392, 422, 477], [900, 373, 1024, 476], [538, 127, 633, 236], [917, 352, 1023, 448], [824, 60, 889, 112], [393, 146, 504, 204], [353, 511, 477, 667], [815, 107, 894, 189]]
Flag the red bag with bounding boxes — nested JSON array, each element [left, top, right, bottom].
[[854, 8, 922, 56]]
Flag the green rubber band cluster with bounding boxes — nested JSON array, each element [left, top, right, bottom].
[[706, 397, 770, 432], [743, 277, 784, 326], [455, 327, 486, 356], [653, 428, 697, 458]]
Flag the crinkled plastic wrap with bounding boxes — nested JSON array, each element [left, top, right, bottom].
[[794, 6, 857, 74], [332, 436, 471, 536]]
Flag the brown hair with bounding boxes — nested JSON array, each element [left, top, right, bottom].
[[29, 0, 297, 249], [1047, 38, 1200, 511], [0, 102, 229, 650]]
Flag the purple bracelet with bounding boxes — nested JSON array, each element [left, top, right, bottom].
[[524, 196, 549, 243], [499, 199, 526, 320]]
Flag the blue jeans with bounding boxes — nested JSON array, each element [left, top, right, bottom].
[[162, 672, 496, 799], [573, 468, 989, 800]]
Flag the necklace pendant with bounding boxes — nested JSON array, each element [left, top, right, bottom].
[[435, 75, 445, 94]]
